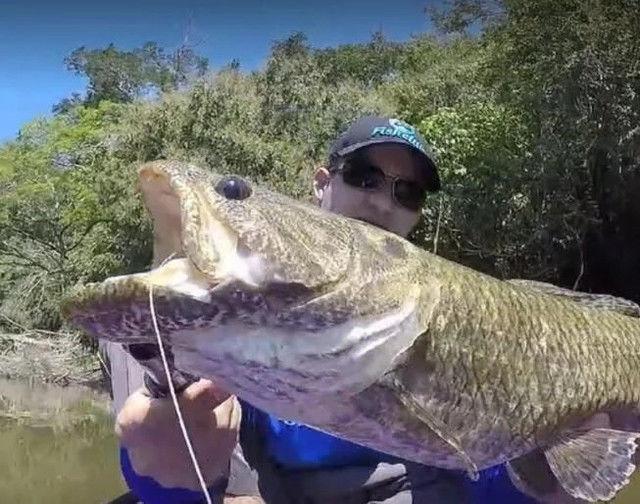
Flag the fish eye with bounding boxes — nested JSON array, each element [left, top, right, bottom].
[[215, 176, 252, 200]]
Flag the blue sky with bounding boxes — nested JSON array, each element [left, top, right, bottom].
[[0, 0, 437, 142]]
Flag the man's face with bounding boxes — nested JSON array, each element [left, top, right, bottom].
[[314, 144, 428, 237]]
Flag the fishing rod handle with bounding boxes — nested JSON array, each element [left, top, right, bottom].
[[126, 343, 199, 399]]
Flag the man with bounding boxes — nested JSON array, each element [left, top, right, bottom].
[[109, 116, 535, 503]]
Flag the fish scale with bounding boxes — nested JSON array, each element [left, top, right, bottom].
[[414, 265, 640, 456]]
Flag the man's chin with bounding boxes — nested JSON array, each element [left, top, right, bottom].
[[356, 216, 390, 231]]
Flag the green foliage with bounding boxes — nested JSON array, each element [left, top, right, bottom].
[[257, 33, 394, 160], [56, 41, 208, 109], [383, 36, 492, 123], [482, 0, 640, 291], [412, 102, 539, 276], [418, 0, 640, 293], [0, 103, 150, 329], [2, 1, 639, 335], [0, 43, 392, 330], [428, 0, 504, 34], [315, 31, 405, 87]]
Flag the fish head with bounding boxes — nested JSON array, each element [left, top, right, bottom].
[[62, 160, 429, 410]]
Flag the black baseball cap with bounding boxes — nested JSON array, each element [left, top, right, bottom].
[[328, 115, 441, 192]]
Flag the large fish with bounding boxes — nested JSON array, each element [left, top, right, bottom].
[[63, 160, 640, 502]]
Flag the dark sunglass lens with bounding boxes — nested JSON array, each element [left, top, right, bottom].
[[394, 180, 426, 211], [342, 160, 385, 190]]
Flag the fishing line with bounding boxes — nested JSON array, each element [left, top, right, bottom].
[[148, 279, 213, 504]]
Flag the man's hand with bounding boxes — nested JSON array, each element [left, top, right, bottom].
[[116, 379, 241, 491]]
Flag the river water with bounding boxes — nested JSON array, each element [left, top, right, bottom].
[[1, 378, 640, 503], [0, 379, 127, 503]]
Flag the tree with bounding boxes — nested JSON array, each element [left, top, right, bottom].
[[3, 5, 639, 337], [55, 41, 208, 109], [429, 0, 640, 296], [0, 103, 151, 329], [257, 33, 393, 159], [315, 31, 404, 87], [428, 0, 504, 34]]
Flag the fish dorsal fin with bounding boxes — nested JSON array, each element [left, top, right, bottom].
[[388, 376, 479, 481], [506, 279, 640, 318], [546, 428, 640, 501]]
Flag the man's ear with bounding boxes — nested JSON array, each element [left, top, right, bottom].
[[313, 166, 331, 203]]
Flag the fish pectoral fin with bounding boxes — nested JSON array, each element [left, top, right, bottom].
[[388, 377, 479, 481], [544, 428, 640, 502]]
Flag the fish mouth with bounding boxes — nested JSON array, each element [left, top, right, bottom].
[[62, 258, 221, 343], [61, 161, 249, 343]]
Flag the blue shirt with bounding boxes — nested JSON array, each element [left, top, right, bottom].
[[255, 404, 535, 503], [121, 401, 536, 503], [263, 412, 399, 468]]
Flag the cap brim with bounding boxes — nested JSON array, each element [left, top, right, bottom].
[[337, 138, 441, 192]]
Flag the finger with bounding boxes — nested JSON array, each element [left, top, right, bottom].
[[116, 387, 154, 430], [182, 378, 232, 409]]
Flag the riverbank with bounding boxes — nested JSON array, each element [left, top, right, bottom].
[[0, 327, 107, 390], [0, 376, 111, 423]]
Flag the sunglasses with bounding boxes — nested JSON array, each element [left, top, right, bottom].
[[334, 156, 427, 211]]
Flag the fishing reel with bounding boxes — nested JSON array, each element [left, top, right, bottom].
[[126, 343, 199, 398]]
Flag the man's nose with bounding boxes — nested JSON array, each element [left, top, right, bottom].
[[369, 187, 395, 213]]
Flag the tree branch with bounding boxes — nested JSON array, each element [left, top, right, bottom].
[[66, 219, 111, 253]]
